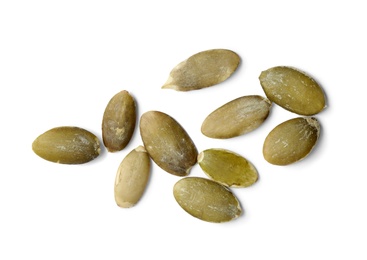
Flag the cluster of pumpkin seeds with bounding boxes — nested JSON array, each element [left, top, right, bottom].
[[32, 48, 326, 223]]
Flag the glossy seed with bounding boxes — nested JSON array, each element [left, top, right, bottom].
[[173, 177, 242, 223], [198, 148, 258, 188], [259, 66, 326, 115], [139, 111, 198, 176], [32, 126, 100, 164], [201, 95, 272, 139], [162, 49, 240, 91], [102, 90, 136, 152], [114, 145, 151, 208], [263, 117, 320, 165]]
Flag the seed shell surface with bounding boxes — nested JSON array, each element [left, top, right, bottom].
[[198, 148, 258, 187], [173, 177, 242, 223], [32, 126, 101, 164], [259, 66, 326, 115], [162, 49, 240, 91], [263, 117, 320, 165], [139, 111, 198, 176], [201, 95, 271, 139]]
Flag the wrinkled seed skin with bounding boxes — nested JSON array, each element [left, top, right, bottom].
[[102, 90, 136, 152], [173, 177, 242, 223], [263, 117, 320, 165], [32, 126, 101, 164], [198, 148, 258, 188], [259, 66, 326, 116], [114, 146, 151, 208], [139, 111, 198, 176], [201, 95, 271, 139], [162, 49, 240, 91]]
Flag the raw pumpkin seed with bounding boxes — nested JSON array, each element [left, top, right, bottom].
[[139, 111, 198, 176], [114, 145, 151, 208], [259, 66, 326, 115], [201, 95, 272, 138], [102, 90, 136, 152], [162, 49, 240, 91], [198, 148, 258, 188], [173, 177, 242, 223], [263, 117, 320, 165], [32, 126, 101, 164]]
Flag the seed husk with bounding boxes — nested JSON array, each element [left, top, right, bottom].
[[173, 177, 242, 223], [162, 49, 240, 91], [114, 145, 151, 208], [139, 111, 198, 176], [32, 126, 101, 164], [201, 95, 272, 139], [102, 90, 136, 152], [198, 148, 258, 188], [263, 117, 320, 165], [259, 66, 326, 115]]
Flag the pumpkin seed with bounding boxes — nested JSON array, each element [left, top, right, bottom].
[[198, 148, 258, 188], [102, 90, 136, 152], [259, 66, 326, 115], [201, 95, 271, 138], [162, 49, 240, 91], [114, 145, 151, 208], [32, 126, 100, 164], [139, 111, 198, 176], [173, 177, 242, 223], [263, 117, 320, 165]]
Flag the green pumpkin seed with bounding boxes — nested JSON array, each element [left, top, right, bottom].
[[102, 90, 136, 152], [201, 95, 271, 139], [139, 111, 198, 176], [263, 117, 320, 165], [114, 145, 151, 208], [32, 126, 101, 164], [259, 66, 326, 115], [198, 148, 258, 188], [173, 177, 242, 223], [162, 49, 240, 91]]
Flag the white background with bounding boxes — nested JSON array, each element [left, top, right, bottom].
[[1, 1, 366, 259]]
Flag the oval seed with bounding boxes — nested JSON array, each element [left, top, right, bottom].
[[114, 145, 151, 208], [173, 177, 242, 223], [201, 95, 272, 139], [263, 117, 320, 165], [32, 126, 100, 164], [198, 148, 258, 188], [102, 90, 136, 152], [162, 49, 240, 91], [259, 66, 326, 115], [139, 111, 198, 176]]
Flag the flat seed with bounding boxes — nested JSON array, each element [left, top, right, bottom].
[[198, 148, 258, 188], [102, 90, 136, 152], [259, 66, 326, 115], [263, 117, 320, 165], [162, 49, 240, 91], [114, 145, 151, 208], [32, 126, 101, 164], [173, 177, 242, 223], [201, 95, 271, 139], [139, 111, 198, 176]]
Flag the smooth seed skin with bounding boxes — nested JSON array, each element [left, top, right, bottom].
[[162, 49, 240, 91], [173, 177, 242, 223], [263, 117, 320, 165], [102, 90, 136, 152], [114, 146, 151, 208], [198, 148, 258, 188], [201, 95, 271, 139], [259, 66, 326, 116], [32, 126, 101, 164], [139, 111, 198, 176]]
